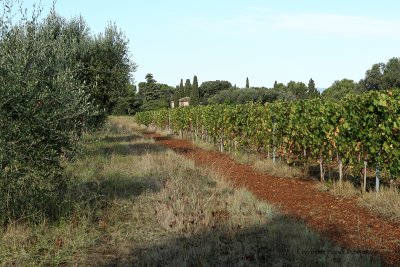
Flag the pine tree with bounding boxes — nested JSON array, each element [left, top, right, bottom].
[[190, 75, 200, 106], [145, 73, 156, 84], [246, 77, 249, 88]]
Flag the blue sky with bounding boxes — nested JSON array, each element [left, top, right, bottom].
[[23, 0, 400, 88]]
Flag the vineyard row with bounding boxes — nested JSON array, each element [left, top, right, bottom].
[[135, 90, 400, 191]]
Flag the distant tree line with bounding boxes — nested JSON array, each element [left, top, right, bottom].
[[119, 76, 322, 111], [208, 78, 320, 104], [120, 76, 321, 111], [120, 57, 400, 113], [322, 57, 400, 99], [118, 74, 203, 113]]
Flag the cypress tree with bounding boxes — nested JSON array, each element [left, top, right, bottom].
[[307, 78, 319, 98], [179, 79, 184, 97], [184, 78, 191, 97], [173, 86, 179, 108], [173, 79, 184, 107], [246, 77, 249, 88], [190, 75, 200, 106], [273, 80, 278, 89]]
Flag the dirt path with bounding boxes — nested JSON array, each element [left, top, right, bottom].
[[146, 134, 400, 266]]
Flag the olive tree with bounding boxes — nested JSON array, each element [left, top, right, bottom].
[[0, 1, 135, 224]]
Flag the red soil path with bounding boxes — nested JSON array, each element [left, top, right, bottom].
[[147, 134, 400, 266]]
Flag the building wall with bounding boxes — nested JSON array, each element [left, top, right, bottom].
[[179, 101, 189, 107]]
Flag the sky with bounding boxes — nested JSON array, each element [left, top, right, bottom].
[[22, 0, 400, 88]]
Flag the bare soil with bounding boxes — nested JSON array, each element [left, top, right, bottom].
[[146, 133, 400, 267]]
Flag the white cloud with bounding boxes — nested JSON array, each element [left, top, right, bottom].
[[273, 13, 400, 39], [189, 8, 400, 39]]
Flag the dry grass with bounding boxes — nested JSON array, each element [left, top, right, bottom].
[[107, 115, 145, 133], [316, 179, 400, 223], [0, 117, 381, 267], [316, 180, 360, 198], [359, 186, 400, 222], [153, 170, 274, 237], [1, 215, 100, 266], [193, 139, 217, 151], [253, 159, 304, 178], [196, 139, 305, 179], [229, 151, 304, 179], [230, 151, 262, 164]]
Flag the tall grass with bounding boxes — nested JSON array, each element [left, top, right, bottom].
[[360, 187, 400, 222]]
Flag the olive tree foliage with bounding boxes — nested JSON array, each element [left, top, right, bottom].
[[0, 1, 134, 224], [360, 57, 400, 91], [321, 79, 360, 100], [72, 21, 136, 125]]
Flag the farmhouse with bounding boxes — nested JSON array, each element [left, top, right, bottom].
[[171, 97, 190, 108], [179, 97, 190, 107]]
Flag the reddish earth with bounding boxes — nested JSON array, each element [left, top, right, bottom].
[[146, 133, 400, 266]]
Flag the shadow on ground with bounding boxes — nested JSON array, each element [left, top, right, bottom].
[[70, 172, 165, 216], [102, 215, 381, 267], [103, 134, 143, 143], [152, 135, 175, 142], [89, 173, 163, 199], [168, 146, 194, 155], [88, 143, 167, 157]]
